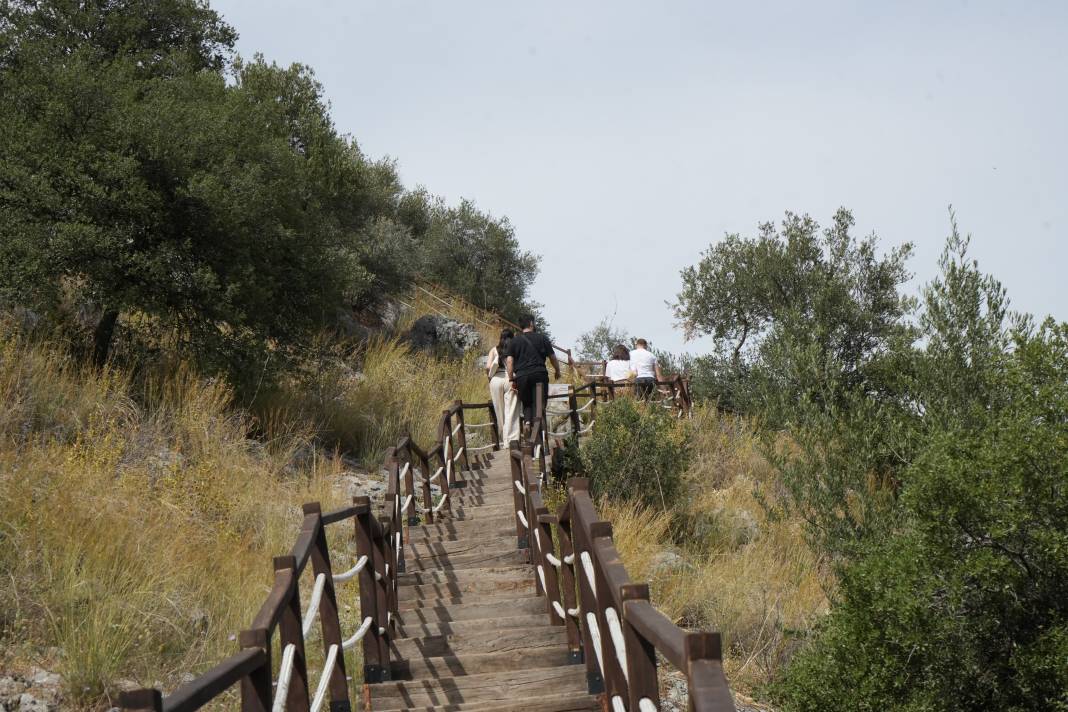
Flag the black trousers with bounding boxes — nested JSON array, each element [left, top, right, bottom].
[[514, 371, 549, 425], [635, 377, 656, 400]]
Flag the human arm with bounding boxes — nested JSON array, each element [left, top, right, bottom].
[[506, 354, 516, 390], [548, 352, 562, 380], [486, 348, 497, 379]]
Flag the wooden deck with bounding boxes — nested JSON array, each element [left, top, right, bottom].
[[366, 455, 599, 712]]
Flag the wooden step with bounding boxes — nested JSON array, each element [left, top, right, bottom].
[[405, 547, 528, 572], [397, 574, 532, 602], [391, 646, 578, 681], [398, 565, 530, 587], [389, 626, 566, 658], [367, 665, 588, 710], [406, 517, 518, 542], [407, 537, 519, 558], [396, 613, 550, 639], [367, 691, 599, 712], [394, 596, 547, 624]]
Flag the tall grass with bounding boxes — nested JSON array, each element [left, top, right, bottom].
[[0, 334, 343, 708], [598, 405, 829, 694]]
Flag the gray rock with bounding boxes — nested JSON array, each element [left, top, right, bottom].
[[651, 550, 684, 573], [179, 672, 196, 685], [28, 669, 59, 688], [17, 692, 51, 712], [0, 675, 28, 698], [403, 315, 481, 359]]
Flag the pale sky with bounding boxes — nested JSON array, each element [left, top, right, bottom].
[[212, 0, 1068, 354]]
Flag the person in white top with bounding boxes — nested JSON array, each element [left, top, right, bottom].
[[485, 330, 520, 444], [629, 338, 662, 400], [603, 343, 634, 382]]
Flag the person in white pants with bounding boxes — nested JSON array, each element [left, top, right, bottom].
[[486, 330, 521, 445]]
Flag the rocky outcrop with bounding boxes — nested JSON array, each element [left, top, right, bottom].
[[403, 315, 481, 358]]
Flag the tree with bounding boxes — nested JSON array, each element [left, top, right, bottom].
[[576, 316, 630, 361], [673, 209, 914, 419], [0, 2, 402, 385]]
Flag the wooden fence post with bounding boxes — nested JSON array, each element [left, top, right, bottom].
[[556, 507, 584, 663], [590, 525, 628, 706], [453, 400, 473, 473], [272, 556, 311, 712], [353, 496, 386, 683], [568, 389, 581, 437], [370, 518, 392, 680], [418, 450, 434, 525], [569, 479, 604, 695], [237, 628, 272, 712], [621, 583, 660, 712], [536, 510, 563, 625], [301, 503, 350, 712], [487, 399, 502, 451], [509, 442, 529, 550]]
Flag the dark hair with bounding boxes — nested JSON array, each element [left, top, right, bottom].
[[497, 329, 514, 354], [611, 344, 630, 361], [635, 338, 648, 348], [518, 314, 536, 329]]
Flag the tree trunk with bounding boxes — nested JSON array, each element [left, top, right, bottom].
[[92, 310, 119, 368]]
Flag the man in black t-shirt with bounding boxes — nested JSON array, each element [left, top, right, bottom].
[[505, 314, 562, 434]]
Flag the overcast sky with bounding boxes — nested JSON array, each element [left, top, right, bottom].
[[212, 0, 1067, 354]]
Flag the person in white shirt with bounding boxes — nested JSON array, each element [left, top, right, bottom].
[[603, 344, 633, 382], [629, 338, 662, 400], [485, 330, 520, 444]]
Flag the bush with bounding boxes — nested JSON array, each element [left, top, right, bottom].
[[579, 398, 689, 510]]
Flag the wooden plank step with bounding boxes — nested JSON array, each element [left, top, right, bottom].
[[368, 665, 588, 709], [397, 575, 532, 602], [391, 647, 578, 681], [405, 548, 528, 572], [370, 692, 599, 712], [398, 566, 530, 587], [389, 626, 566, 658], [397, 589, 538, 614], [395, 613, 550, 639], [406, 517, 517, 542], [406, 537, 519, 558], [419, 503, 517, 521], [394, 596, 547, 624]]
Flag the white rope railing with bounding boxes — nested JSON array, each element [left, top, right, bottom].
[[533, 444, 542, 460], [612, 696, 627, 712], [516, 510, 529, 529], [271, 643, 297, 712], [432, 494, 449, 513], [341, 616, 373, 650], [638, 699, 658, 712], [309, 643, 339, 712], [464, 421, 494, 429], [332, 555, 368, 584], [605, 606, 629, 682], [568, 606, 580, 617], [429, 466, 443, 483], [564, 553, 575, 565], [399, 462, 410, 480], [302, 573, 327, 638], [575, 399, 594, 412], [451, 422, 462, 436], [546, 551, 562, 567], [537, 564, 547, 592], [581, 551, 597, 597], [468, 443, 495, 453], [400, 494, 413, 514], [578, 420, 596, 436], [552, 600, 567, 620], [514, 480, 526, 495], [452, 446, 465, 462]]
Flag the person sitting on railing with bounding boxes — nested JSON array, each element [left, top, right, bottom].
[[506, 313, 561, 435], [603, 343, 635, 383], [629, 338, 663, 400], [486, 329, 521, 444]]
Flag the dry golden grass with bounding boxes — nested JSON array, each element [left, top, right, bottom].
[[0, 334, 346, 708], [602, 405, 830, 695]]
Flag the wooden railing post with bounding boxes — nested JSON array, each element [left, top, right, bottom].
[[590, 525, 628, 706], [556, 506, 584, 663], [685, 632, 734, 712], [370, 517, 392, 680], [509, 442, 529, 550], [568, 389, 581, 437], [400, 441, 419, 526], [272, 556, 311, 712], [418, 450, 434, 525], [237, 628, 272, 712], [569, 479, 604, 695], [118, 689, 163, 711], [353, 496, 386, 683], [301, 503, 350, 711], [437, 413, 455, 507], [453, 400, 473, 473], [621, 584, 660, 712], [536, 509, 564, 625]]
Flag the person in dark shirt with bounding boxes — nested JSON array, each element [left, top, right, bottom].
[[505, 313, 561, 432]]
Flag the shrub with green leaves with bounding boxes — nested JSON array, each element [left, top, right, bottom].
[[579, 398, 689, 510]]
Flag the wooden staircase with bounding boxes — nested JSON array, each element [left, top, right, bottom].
[[367, 455, 599, 712]]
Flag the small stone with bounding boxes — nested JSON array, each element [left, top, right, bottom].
[[18, 692, 51, 712], [0, 675, 28, 698], [28, 668, 60, 687], [651, 550, 684, 572], [179, 672, 196, 685]]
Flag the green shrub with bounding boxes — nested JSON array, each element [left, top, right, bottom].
[[579, 398, 689, 510]]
